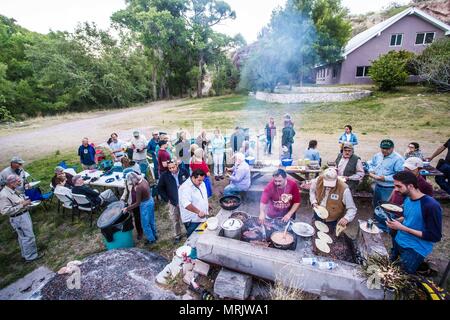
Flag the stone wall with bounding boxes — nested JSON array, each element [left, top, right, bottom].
[[255, 87, 371, 104]]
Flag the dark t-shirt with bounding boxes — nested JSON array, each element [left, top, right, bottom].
[[157, 149, 171, 173], [444, 139, 450, 163]]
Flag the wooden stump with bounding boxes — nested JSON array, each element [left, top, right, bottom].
[[214, 268, 253, 300]]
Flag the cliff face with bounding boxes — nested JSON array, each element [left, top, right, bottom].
[[349, 1, 450, 37]]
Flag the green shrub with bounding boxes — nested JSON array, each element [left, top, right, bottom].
[[369, 50, 415, 91], [414, 38, 450, 92]]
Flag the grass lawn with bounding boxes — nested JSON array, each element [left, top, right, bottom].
[[1, 84, 449, 291]]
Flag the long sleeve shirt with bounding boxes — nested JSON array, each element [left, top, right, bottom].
[[229, 162, 251, 190], [368, 152, 404, 187], [211, 136, 225, 154], [337, 157, 365, 181], [309, 178, 357, 223], [0, 186, 28, 216]]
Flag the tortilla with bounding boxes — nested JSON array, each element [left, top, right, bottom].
[[317, 231, 333, 244], [336, 224, 346, 237], [314, 221, 329, 233], [315, 238, 330, 254], [313, 206, 329, 220], [381, 203, 403, 213]]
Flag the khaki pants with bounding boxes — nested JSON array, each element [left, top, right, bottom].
[[10, 212, 38, 261], [168, 203, 182, 238]]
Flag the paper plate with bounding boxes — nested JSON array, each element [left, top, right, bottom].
[[29, 200, 41, 207], [380, 203, 403, 213], [291, 222, 315, 237], [359, 221, 381, 234], [175, 245, 192, 258], [315, 238, 330, 253], [314, 221, 329, 233], [317, 231, 333, 244], [313, 206, 329, 220]]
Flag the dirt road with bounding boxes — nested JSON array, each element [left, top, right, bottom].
[[0, 97, 446, 167]]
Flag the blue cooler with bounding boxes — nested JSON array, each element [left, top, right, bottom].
[[97, 201, 135, 250]]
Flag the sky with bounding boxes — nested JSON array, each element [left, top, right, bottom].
[[0, 0, 411, 43]]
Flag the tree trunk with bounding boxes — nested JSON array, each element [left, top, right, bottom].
[[152, 68, 158, 101], [197, 55, 204, 98]]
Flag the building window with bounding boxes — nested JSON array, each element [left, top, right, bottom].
[[332, 67, 337, 78], [326, 68, 329, 76], [356, 66, 370, 78], [390, 34, 403, 46], [415, 32, 435, 45]]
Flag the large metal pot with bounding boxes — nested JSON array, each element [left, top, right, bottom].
[[222, 218, 243, 240]]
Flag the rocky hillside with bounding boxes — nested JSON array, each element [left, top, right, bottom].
[[348, 0, 450, 37]]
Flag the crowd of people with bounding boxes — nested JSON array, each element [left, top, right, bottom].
[[0, 121, 448, 276]]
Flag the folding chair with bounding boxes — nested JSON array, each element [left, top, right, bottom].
[[54, 191, 74, 219], [72, 193, 100, 227]]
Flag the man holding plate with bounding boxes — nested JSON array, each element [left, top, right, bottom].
[[309, 168, 357, 228]]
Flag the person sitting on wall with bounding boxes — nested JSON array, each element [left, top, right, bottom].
[[335, 143, 365, 192], [224, 152, 251, 196]]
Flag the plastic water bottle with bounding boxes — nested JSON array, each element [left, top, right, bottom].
[[302, 257, 318, 266], [318, 261, 337, 270]]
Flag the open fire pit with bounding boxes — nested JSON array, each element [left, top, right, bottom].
[[188, 208, 389, 300]]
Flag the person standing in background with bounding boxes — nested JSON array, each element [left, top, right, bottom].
[[147, 131, 160, 180], [264, 118, 276, 155], [211, 128, 225, 181], [78, 137, 96, 170], [338, 125, 358, 153], [129, 131, 148, 175], [282, 120, 295, 159]]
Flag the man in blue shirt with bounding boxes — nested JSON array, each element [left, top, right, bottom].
[[368, 139, 404, 208], [147, 131, 160, 180], [78, 137, 96, 170], [386, 171, 442, 274]]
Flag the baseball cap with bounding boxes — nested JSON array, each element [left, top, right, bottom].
[[323, 168, 338, 187], [11, 156, 25, 164], [342, 142, 353, 150], [403, 157, 423, 171], [380, 139, 394, 149]]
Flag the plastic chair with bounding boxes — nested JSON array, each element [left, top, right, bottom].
[[54, 191, 74, 218], [72, 193, 100, 227]]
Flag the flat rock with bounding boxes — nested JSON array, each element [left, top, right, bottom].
[[0, 266, 55, 300], [38, 248, 180, 300]]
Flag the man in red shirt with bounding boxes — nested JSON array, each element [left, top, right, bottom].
[[157, 140, 171, 175], [259, 169, 301, 223]]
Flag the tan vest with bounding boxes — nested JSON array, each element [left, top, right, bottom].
[[316, 176, 347, 222]]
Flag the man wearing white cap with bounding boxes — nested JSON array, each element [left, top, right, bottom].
[[0, 175, 44, 262], [309, 168, 357, 227], [390, 157, 433, 206], [0, 156, 29, 192]]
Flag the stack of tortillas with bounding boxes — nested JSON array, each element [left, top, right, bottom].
[[314, 206, 329, 220]]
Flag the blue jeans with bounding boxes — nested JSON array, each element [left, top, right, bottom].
[[140, 197, 157, 242], [390, 240, 425, 274], [373, 184, 394, 208], [224, 184, 245, 196], [436, 162, 450, 195], [184, 221, 201, 237], [265, 137, 272, 154]]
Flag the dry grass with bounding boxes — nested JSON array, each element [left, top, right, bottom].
[[268, 280, 308, 300]]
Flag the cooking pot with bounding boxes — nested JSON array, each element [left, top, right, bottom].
[[222, 218, 243, 240], [270, 231, 295, 250]]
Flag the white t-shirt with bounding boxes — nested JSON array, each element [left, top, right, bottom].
[[130, 136, 148, 161], [178, 178, 208, 223]]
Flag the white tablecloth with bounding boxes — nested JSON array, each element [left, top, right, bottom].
[[79, 170, 125, 189]]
